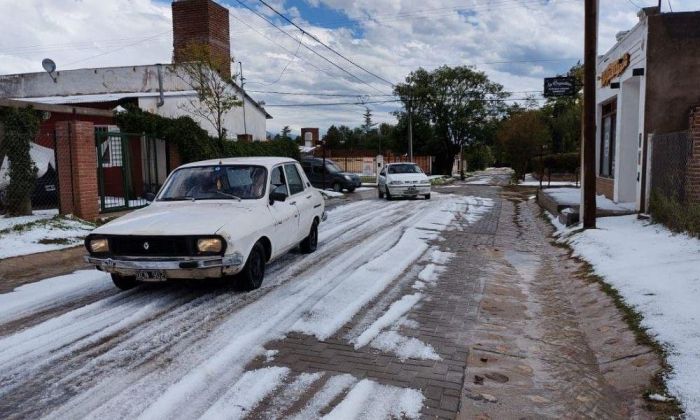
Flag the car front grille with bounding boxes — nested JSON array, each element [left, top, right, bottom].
[[109, 236, 194, 257]]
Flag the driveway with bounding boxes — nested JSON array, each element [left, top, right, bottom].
[[0, 182, 660, 419]]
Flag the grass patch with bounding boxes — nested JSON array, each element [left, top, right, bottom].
[[430, 176, 457, 186], [649, 190, 700, 238], [37, 237, 74, 245], [0, 215, 94, 236], [536, 206, 684, 418]]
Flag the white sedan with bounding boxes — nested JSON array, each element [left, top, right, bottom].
[[84, 157, 325, 291], [378, 162, 431, 200]]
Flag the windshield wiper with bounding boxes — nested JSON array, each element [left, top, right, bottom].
[[161, 196, 196, 201], [214, 191, 242, 201]]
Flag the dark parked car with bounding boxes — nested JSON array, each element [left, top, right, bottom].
[[300, 157, 361, 192]]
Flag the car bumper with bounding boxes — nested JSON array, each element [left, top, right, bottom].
[[387, 185, 431, 196], [84, 253, 246, 280]]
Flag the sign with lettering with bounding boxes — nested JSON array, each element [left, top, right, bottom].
[[544, 77, 577, 97], [600, 53, 631, 87]]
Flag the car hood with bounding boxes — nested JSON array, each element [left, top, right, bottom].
[[340, 172, 360, 178], [93, 201, 258, 236], [387, 173, 429, 183]]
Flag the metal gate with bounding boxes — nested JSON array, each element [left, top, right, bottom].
[[96, 130, 165, 213]]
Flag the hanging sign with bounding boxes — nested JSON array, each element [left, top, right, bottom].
[[600, 53, 631, 87], [544, 77, 577, 97]]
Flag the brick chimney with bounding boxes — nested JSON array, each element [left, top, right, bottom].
[[172, 0, 231, 77]]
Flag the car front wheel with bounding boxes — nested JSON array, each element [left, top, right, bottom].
[[425, 193, 431, 200], [385, 186, 393, 201], [378, 186, 384, 198], [332, 182, 342, 192], [300, 220, 319, 253], [238, 242, 266, 290], [111, 273, 138, 290]]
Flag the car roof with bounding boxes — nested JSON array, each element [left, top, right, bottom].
[[178, 156, 298, 169], [386, 162, 417, 165]]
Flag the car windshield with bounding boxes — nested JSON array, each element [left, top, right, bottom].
[[388, 164, 422, 174], [158, 165, 268, 201], [325, 161, 342, 173]]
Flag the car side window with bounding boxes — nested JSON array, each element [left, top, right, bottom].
[[380, 167, 386, 176], [285, 164, 305, 195], [270, 166, 288, 195]]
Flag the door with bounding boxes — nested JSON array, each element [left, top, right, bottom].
[[285, 163, 313, 238], [267, 165, 299, 253]]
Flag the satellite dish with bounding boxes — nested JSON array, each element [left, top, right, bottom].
[[42, 58, 56, 73]]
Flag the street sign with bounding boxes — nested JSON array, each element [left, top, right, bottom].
[[544, 77, 577, 97]]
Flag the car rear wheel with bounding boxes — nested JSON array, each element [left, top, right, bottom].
[[300, 220, 319, 253], [111, 274, 138, 290], [238, 242, 266, 290]]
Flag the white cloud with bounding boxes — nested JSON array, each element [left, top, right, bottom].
[[0, 0, 697, 136]]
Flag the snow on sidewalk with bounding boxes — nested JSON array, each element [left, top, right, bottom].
[[0, 213, 94, 259], [553, 215, 700, 415]]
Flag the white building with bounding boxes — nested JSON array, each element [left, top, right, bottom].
[[0, 0, 271, 142], [595, 6, 700, 212]]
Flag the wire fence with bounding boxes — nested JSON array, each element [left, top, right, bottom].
[[650, 132, 692, 203]]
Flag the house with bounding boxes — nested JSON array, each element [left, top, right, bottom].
[[595, 6, 700, 212], [0, 0, 271, 142]]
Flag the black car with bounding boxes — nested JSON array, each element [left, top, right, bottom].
[[300, 157, 362, 192]]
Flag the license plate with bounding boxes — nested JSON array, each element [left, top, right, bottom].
[[135, 270, 167, 282], [406, 187, 418, 193]]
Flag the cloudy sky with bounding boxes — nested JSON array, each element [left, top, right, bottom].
[[0, 0, 696, 136]]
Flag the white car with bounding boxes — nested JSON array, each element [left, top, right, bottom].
[[85, 157, 325, 291], [378, 162, 431, 200]]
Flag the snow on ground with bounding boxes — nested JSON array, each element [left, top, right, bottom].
[[320, 190, 345, 198], [519, 173, 578, 187], [543, 187, 635, 211], [291, 374, 357, 420], [354, 187, 374, 192], [0, 209, 57, 230], [370, 330, 440, 361], [552, 215, 700, 415], [0, 194, 496, 418], [0, 270, 112, 324], [353, 293, 423, 348], [322, 378, 424, 419], [0, 214, 94, 259], [200, 367, 289, 420]]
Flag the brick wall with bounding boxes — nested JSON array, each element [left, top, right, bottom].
[[596, 177, 614, 200], [301, 128, 320, 146], [686, 107, 700, 203], [172, 0, 231, 78], [55, 120, 99, 221]]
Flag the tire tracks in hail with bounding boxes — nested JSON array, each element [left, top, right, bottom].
[[0, 198, 435, 419]]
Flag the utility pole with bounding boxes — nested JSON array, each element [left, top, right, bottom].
[[238, 61, 248, 136], [408, 96, 414, 162], [582, 0, 597, 229]]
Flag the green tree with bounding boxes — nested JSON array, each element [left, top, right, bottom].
[[394, 66, 508, 174], [541, 63, 583, 154], [362, 108, 377, 135], [172, 42, 243, 155], [496, 110, 550, 180], [281, 125, 292, 141], [0, 107, 39, 216]]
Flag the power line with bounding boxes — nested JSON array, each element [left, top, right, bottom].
[[63, 31, 171, 67], [232, 0, 387, 95], [247, 89, 543, 97], [247, 33, 305, 87], [256, 0, 396, 87], [264, 97, 547, 107]]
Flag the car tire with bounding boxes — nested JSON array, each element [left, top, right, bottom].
[[111, 274, 138, 290], [333, 182, 342, 192], [300, 220, 319, 254], [378, 187, 384, 199], [425, 193, 431, 200], [385, 187, 393, 201], [347, 187, 356, 193], [238, 242, 266, 290]]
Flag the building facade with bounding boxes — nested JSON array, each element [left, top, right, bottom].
[[596, 7, 700, 211]]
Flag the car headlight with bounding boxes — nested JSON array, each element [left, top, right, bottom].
[[197, 238, 223, 253], [89, 238, 109, 254]]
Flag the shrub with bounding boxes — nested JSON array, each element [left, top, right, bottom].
[[649, 190, 700, 237], [115, 107, 299, 162], [465, 145, 494, 171], [1, 107, 40, 216]]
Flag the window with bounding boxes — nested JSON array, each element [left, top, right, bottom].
[[158, 165, 268, 200], [285, 164, 305, 195], [270, 166, 288, 195], [388, 164, 422, 174], [600, 100, 617, 178]]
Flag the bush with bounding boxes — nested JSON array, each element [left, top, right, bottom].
[[115, 107, 299, 162], [1, 107, 40, 216], [649, 190, 700, 237], [465, 145, 494, 171]]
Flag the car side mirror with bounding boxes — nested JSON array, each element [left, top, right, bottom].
[[144, 192, 156, 202], [269, 185, 288, 205]]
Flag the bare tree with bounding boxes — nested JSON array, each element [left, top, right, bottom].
[[172, 43, 242, 154]]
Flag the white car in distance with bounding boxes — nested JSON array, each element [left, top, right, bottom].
[[378, 162, 431, 200], [84, 157, 325, 291]]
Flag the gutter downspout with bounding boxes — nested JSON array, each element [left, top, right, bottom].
[[156, 64, 165, 108]]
